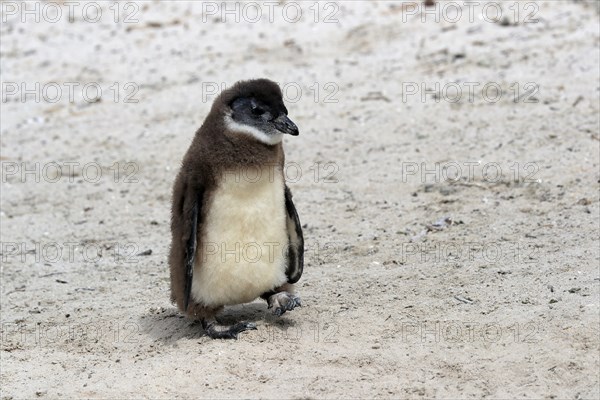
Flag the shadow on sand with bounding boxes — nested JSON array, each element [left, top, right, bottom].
[[138, 301, 298, 343]]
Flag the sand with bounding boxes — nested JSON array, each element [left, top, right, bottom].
[[1, 1, 599, 398]]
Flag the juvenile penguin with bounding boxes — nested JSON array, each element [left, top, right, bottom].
[[169, 79, 304, 339]]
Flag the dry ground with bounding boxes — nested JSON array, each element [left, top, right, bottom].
[[1, 1, 599, 398]]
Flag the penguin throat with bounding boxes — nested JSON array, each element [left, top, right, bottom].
[[224, 116, 283, 146]]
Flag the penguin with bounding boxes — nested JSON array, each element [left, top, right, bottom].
[[169, 78, 304, 339]]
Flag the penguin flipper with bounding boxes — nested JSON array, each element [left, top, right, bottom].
[[169, 174, 204, 314], [284, 185, 304, 283], [183, 198, 198, 312]]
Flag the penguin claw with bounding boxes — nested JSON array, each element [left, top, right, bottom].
[[234, 321, 257, 331], [203, 320, 257, 340], [268, 292, 302, 317]]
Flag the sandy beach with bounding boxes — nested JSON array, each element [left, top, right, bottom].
[[1, 1, 599, 398]]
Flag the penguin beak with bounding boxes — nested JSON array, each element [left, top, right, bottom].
[[272, 114, 299, 136]]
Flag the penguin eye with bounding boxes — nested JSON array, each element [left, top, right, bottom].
[[251, 106, 266, 116]]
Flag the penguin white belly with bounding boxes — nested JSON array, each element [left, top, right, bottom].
[[191, 167, 289, 306]]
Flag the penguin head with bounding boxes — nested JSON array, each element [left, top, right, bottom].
[[219, 79, 299, 145]]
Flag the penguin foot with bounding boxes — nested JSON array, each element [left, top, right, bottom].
[[267, 292, 302, 316], [201, 319, 257, 340]]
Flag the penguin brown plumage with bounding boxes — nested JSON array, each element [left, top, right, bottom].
[[169, 78, 304, 339]]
